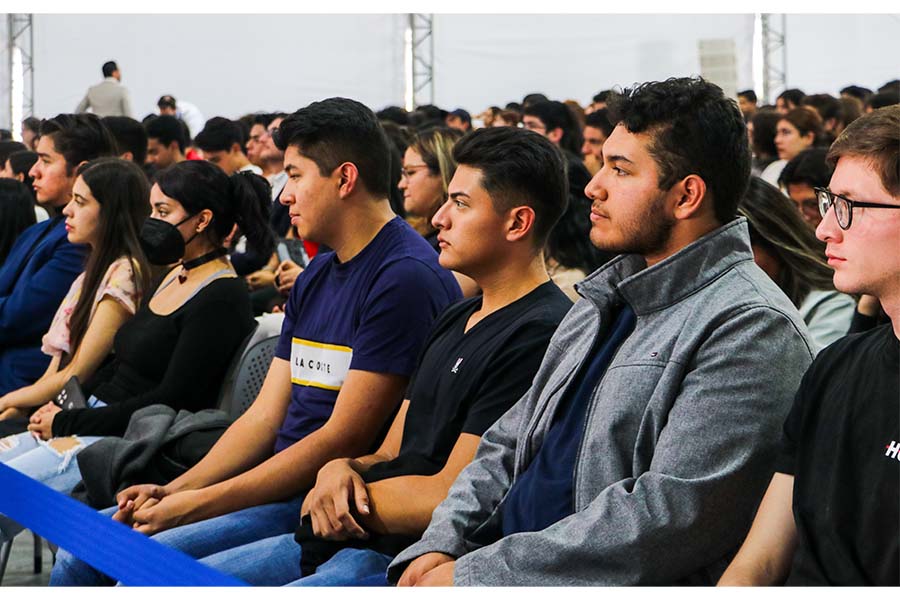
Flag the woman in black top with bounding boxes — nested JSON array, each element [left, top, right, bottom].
[[3, 160, 273, 499]]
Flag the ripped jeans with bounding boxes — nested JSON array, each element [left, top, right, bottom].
[[0, 397, 105, 543]]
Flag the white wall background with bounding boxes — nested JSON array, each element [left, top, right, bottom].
[[3, 13, 898, 127], [431, 14, 756, 110], [31, 14, 406, 121]]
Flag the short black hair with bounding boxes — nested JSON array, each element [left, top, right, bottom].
[[608, 76, 751, 224], [145, 115, 187, 152], [22, 116, 41, 134], [8, 150, 38, 180], [0, 140, 27, 166], [584, 108, 614, 138], [802, 94, 841, 121], [840, 85, 873, 102], [750, 109, 780, 158], [777, 88, 806, 108], [778, 147, 833, 190], [592, 90, 612, 104], [878, 79, 900, 94], [274, 97, 391, 197], [738, 89, 757, 103], [452, 126, 568, 247], [251, 112, 287, 129], [39, 113, 117, 172], [524, 100, 584, 156], [157, 95, 177, 110], [0, 130, 12, 141], [866, 89, 900, 110], [376, 106, 409, 126], [522, 93, 549, 108], [102, 61, 118, 77], [194, 117, 244, 153], [102, 116, 148, 164]]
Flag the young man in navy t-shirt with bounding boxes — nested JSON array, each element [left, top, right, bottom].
[[51, 98, 461, 586], [185, 127, 575, 586]]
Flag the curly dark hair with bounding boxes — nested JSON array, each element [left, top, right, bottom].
[[607, 76, 751, 224]]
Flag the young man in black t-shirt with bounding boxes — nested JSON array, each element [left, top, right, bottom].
[[192, 127, 574, 586], [720, 106, 900, 586]]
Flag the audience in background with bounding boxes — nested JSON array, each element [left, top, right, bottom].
[[0, 180, 37, 267], [761, 107, 823, 187], [21, 117, 41, 151], [738, 89, 758, 120], [144, 115, 187, 170], [749, 109, 781, 177], [75, 61, 133, 118], [739, 177, 855, 351], [101, 116, 148, 164], [776, 88, 805, 114], [194, 117, 262, 176], [778, 147, 833, 228]]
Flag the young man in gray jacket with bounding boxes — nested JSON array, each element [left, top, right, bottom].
[[392, 77, 817, 586]]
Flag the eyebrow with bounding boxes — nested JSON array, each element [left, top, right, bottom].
[[449, 191, 471, 200], [73, 193, 88, 202], [605, 154, 634, 165], [152, 201, 170, 209], [37, 152, 51, 160]]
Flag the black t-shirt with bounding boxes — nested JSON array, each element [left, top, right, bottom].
[[52, 277, 254, 438], [776, 323, 899, 586], [364, 280, 572, 483], [295, 280, 571, 571]]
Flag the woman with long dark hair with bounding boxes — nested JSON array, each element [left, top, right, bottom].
[[739, 177, 855, 351], [0, 179, 37, 267], [0, 158, 150, 423], [0, 159, 271, 508]]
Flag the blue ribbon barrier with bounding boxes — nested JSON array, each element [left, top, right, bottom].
[[0, 462, 245, 586]]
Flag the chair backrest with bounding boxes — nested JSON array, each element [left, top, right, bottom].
[[216, 323, 279, 418]]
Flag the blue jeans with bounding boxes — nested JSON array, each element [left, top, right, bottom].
[[200, 532, 392, 586], [0, 404, 104, 544], [50, 496, 305, 586]]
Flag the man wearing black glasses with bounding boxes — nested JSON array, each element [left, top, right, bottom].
[[720, 105, 900, 586]]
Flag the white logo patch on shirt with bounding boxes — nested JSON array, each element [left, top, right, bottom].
[[290, 338, 353, 391], [451, 357, 463, 374]]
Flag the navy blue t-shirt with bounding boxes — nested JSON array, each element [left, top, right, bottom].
[[501, 303, 636, 535], [273, 217, 461, 453]]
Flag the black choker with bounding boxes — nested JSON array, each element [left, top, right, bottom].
[[178, 247, 229, 283]]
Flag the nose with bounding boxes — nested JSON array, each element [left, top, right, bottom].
[[584, 169, 605, 202], [398, 175, 408, 191], [431, 198, 451, 231], [581, 140, 590, 156], [815, 203, 842, 244]]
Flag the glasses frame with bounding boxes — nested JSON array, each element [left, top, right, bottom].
[[814, 186, 900, 230]]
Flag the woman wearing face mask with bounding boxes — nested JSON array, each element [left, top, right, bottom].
[[0, 158, 150, 433], [0, 160, 270, 504]]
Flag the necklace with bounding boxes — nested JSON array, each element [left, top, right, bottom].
[[178, 247, 229, 283]]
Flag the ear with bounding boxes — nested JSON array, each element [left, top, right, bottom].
[[335, 162, 360, 198], [195, 208, 215, 232], [546, 127, 563, 145], [506, 205, 537, 243], [121, 151, 134, 162], [671, 174, 708, 220], [230, 142, 243, 155]]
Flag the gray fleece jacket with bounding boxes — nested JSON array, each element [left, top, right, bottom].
[[388, 218, 815, 586]]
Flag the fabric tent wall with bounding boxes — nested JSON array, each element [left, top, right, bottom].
[[784, 14, 900, 95], [31, 14, 405, 121], [431, 14, 756, 112], [0, 18, 10, 130]]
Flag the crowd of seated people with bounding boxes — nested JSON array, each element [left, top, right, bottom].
[[0, 74, 896, 588]]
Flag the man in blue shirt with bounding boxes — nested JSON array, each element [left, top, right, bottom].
[[0, 114, 115, 405], [52, 98, 461, 586]]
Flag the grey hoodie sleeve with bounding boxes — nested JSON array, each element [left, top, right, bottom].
[[397, 306, 813, 586]]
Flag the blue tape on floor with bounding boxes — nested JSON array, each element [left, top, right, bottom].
[[0, 462, 245, 586]]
